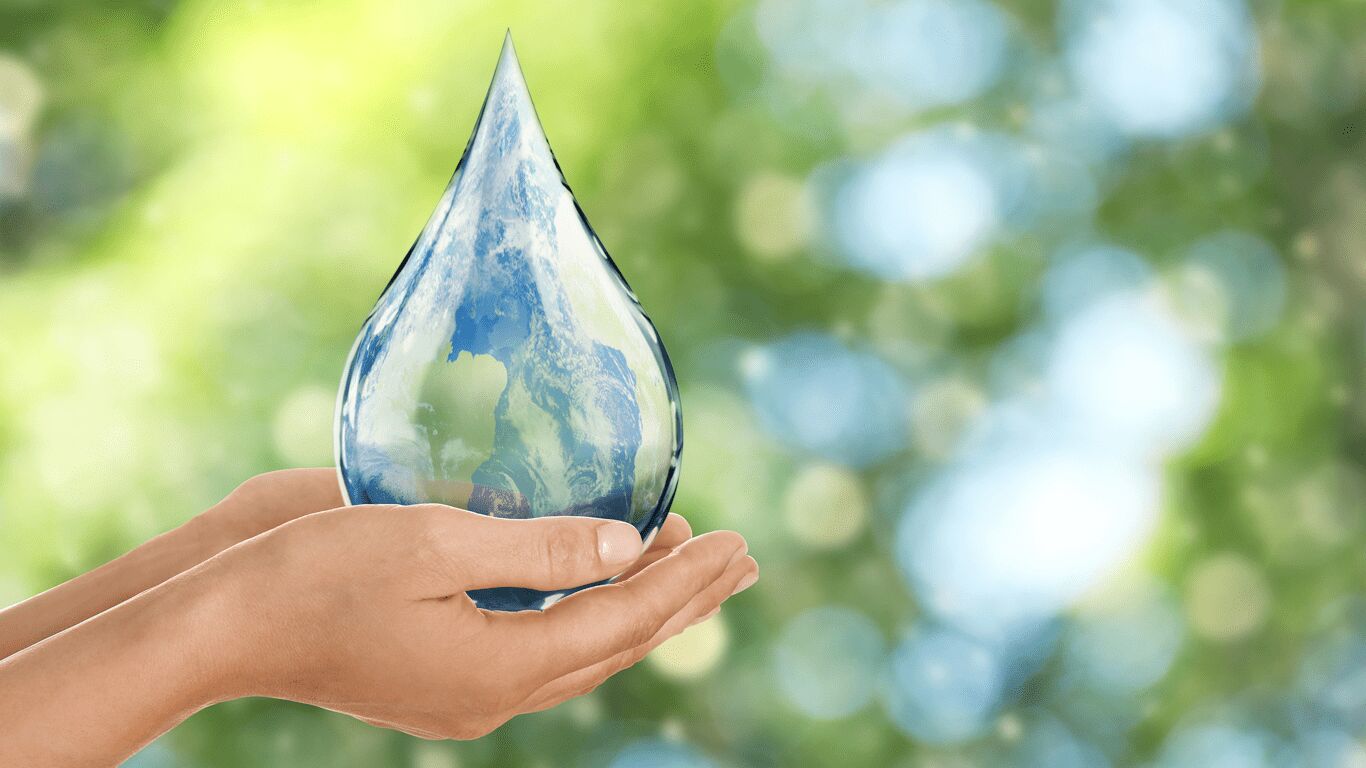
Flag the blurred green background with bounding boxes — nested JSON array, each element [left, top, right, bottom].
[[2, 0, 1365, 766]]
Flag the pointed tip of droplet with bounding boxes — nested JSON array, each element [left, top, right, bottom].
[[490, 29, 530, 96], [497, 29, 520, 70], [465, 28, 551, 166]]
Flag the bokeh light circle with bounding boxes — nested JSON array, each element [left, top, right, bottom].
[[608, 740, 718, 768], [1062, 0, 1260, 138], [0, 54, 44, 136], [734, 171, 815, 261], [742, 333, 908, 467], [1040, 244, 1153, 321], [898, 437, 1160, 638], [1184, 553, 1271, 643], [1154, 724, 1274, 768], [1044, 291, 1220, 458], [991, 711, 1111, 768], [272, 385, 337, 467], [781, 463, 869, 549], [648, 613, 730, 681], [882, 624, 1005, 744], [774, 605, 885, 719], [829, 130, 1003, 282], [1063, 575, 1185, 694], [754, 0, 1010, 114], [909, 376, 987, 460], [1170, 230, 1286, 344]]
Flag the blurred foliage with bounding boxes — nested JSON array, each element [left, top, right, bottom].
[[1, 0, 1364, 766]]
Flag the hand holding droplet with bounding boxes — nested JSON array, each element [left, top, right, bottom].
[[0, 481, 755, 763], [200, 502, 756, 740]]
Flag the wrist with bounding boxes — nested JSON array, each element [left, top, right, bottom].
[[0, 561, 247, 765], [188, 535, 312, 702], [135, 564, 246, 710], [0, 511, 227, 662], [172, 550, 285, 705]]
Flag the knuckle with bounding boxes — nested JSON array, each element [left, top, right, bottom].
[[624, 614, 657, 649], [412, 508, 446, 549], [408, 508, 462, 582], [542, 526, 591, 580], [231, 472, 273, 498]]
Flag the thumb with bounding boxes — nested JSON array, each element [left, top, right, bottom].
[[424, 508, 645, 592]]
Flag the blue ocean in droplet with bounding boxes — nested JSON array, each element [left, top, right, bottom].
[[336, 34, 682, 611]]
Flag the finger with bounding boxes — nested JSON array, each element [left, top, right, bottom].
[[355, 715, 446, 741], [502, 530, 747, 681], [521, 556, 756, 713], [519, 555, 758, 713], [616, 547, 671, 581], [418, 507, 646, 592], [619, 515, 693, 580], [649, 514, 692, 551]]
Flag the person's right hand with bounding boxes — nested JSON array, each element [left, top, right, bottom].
[[203, 503, 756, 739]]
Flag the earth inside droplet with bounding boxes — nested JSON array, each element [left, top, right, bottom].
[[336, 33, 682, 611]]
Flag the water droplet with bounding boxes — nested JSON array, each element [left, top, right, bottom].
[[336, 34, 682, 611]]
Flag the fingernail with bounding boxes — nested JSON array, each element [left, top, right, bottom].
[[598, 522, 642, 567], [731, 570, 758, 596]]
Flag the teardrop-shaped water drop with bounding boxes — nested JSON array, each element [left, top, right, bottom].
[[336, 34, 682, 611]]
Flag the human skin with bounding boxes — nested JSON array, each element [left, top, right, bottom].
[[0, 470, 756, 766]]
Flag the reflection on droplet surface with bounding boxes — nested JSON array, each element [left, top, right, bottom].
[[336, 35, 682, 611]]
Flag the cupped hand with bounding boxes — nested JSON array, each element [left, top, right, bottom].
[[194, 468, 346, 549], [0, 469, 346, 662], [205, 503, 756, 739], [199, 468, 693, 582]]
